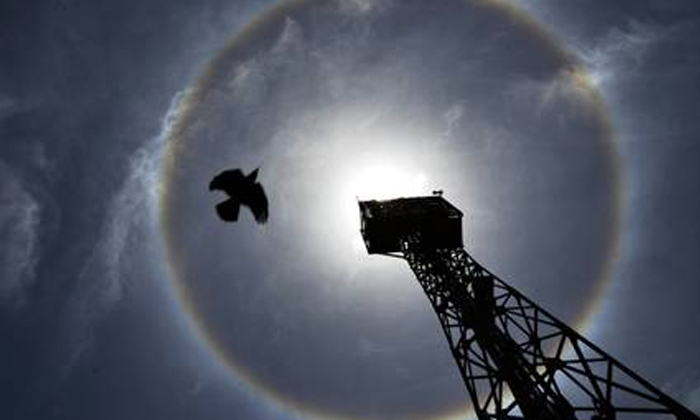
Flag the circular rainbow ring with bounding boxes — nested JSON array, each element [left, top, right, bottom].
[[158, 1, 623, 419]]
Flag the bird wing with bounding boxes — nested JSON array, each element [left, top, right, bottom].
[[215, 199, 241, 222], [209, 169, 244, 192], [246, 168, 259, 183], [248, 183, 269, 224]]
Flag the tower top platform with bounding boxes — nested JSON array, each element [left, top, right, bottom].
[[358, 195, 463, 254]]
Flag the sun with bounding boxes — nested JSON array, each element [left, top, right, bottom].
[[346, 163, 428, 201], [329, 158, 430, 256]]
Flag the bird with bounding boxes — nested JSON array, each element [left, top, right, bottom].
[[209, 168, 269, 224]]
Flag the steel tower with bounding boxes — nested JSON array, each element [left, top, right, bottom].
[[358, 195, 699, 420]]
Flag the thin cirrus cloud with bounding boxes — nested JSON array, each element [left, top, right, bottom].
[[58, 92, 186, 373], [336, 0, 392, 15], [0, 160, 40, 309], [578, 20, 667, 88]]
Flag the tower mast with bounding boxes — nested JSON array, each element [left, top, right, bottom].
[[359, 195, 699, 420]]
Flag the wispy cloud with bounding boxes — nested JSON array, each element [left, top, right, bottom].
[[225, 16, 304, 101], [0, 95, 17, 120], [0, 161, 40, 309], [686, 384, 700, 415], [442, 104, 464, 137], [60, 91, 187, 373], [272, 16, 304, 54], [577, 20, 667, 87], [504, 68, 598, 123], [661, 371, 700, 416], [335, 0, 392, 16], [227, 58, 267, 103]]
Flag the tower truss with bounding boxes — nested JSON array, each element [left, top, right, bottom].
[[359, 196, 699, 420]]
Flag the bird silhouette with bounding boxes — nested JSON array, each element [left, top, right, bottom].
[[209, 168, 269, 224]]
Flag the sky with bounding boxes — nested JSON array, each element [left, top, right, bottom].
[[1, 1, 699, 420]]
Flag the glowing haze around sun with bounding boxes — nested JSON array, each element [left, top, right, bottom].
[[160, 0, 619, 419]]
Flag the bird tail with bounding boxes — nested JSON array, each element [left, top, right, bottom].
[[250, 183, 269, 224], [254, 207, 269, 224]]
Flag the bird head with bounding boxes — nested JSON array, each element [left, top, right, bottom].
[[209, 174, 224, 191]]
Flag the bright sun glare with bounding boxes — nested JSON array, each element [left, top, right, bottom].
[[347, 164, 427, 201], [304, 121, 438, 262], [334, 161, 429, 254]]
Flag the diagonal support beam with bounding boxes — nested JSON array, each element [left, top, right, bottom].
[[399, 243, 699, 420]]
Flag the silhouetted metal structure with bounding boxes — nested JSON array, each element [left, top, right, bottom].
[[359, 195, 699, 420]]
